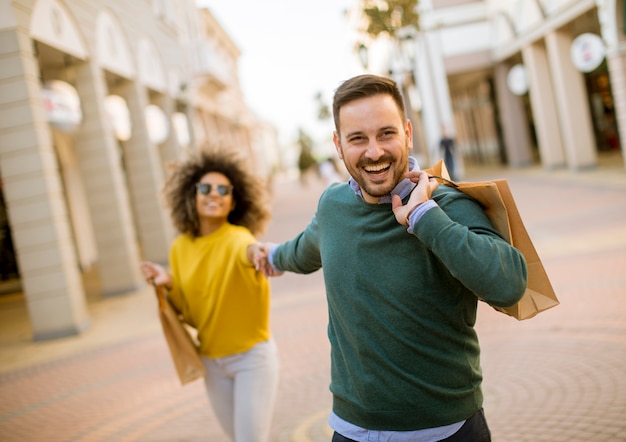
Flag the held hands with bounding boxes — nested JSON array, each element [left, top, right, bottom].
[[140, 261, 172, 288], [391, 171, 439, 226], [249, 242, 284, 278]]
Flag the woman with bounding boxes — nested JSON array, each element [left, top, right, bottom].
[[140, 150, 279, 442]]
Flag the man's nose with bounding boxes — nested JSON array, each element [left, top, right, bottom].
[[365, 140, 385, 160]]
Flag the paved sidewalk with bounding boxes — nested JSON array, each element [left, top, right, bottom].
[[1, 155, 626, 441]]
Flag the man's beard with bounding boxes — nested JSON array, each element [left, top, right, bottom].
[[353, 154, 407, 197]]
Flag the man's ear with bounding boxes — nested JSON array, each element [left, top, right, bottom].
[[333, 132, 343, 160], [405, 119, 413, 152]]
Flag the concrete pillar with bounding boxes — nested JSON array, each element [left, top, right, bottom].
[[414, 33, 441, 167], [545, 30, 597, 170], [493, 63, 534, 167], [158, 94, 182, 165], [122, 81, 175, 264], [424, 32, 455, 134], [606, 51, 626, 170], [72, 60, 144, 295], [522, 42, 567, 168], [52, 130, 98, 271], [413, 31, 456, 167], [0, 26, 89, 339], [597, 0, 625, 169]]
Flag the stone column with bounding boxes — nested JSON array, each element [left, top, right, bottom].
[[72, 60, 144, 295], [414, 33, 441, 166], [606, 51, 626, 170], [493, 63, 534, 167], [158, 94, 182, 165], [522, 42, 567, 169], [0, 26, 89, 339], [545, 30, 597, 170], [121, 81, 175, 264], [414, 31, 457, 167]]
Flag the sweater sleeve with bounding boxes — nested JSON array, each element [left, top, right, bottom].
[[273, 214, 322, 274], [414, 187, 528, 307]]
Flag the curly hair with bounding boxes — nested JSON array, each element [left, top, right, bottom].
[[163, 149, 271, 237]]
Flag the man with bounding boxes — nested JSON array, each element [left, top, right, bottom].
[[256, 74, 527, 441]]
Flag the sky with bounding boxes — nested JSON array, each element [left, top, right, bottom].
[[196, 0, 362, 150]]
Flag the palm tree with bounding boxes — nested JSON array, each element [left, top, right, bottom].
[[361, 0, 419, 38]]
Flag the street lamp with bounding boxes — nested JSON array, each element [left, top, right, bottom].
[[358, 43, 369, 70], [397, 26, 417, 68]]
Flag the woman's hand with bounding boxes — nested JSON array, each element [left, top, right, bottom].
[[140, 261, 172, 288], [249, 243, 284, 277]]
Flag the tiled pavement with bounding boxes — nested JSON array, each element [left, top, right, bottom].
[[1, 154, 626, 441]]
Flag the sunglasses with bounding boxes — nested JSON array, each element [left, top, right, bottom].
[[196, 183, 233, 196]]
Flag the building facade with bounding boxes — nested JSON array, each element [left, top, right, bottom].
[[0, 0, 275, 340], [351, 0, 626, 176]]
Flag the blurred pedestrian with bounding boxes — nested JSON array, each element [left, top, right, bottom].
[[318, 156, 343, 187], [255, 74, 527, 442], [439, 125, 458, 181], [140, 149, 279, 442]]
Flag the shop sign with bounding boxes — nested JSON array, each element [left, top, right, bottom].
[[570, 33, 605, 73], [145, 104, 169, 144], [507, 64, 529, 96], [41, 80, 83, 133], [104, 95, 132, 141]]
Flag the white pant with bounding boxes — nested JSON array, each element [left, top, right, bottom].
[[202, 339, 280, 442]]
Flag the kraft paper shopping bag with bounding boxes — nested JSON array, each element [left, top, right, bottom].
[[154, 284, 206, 384], [425, 160, 559, 320]]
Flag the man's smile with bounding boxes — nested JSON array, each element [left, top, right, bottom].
[[363, 162, 391, 175]]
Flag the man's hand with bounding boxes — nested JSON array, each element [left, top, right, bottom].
[[391, 171, 438, 226], [250, 242, 284, 277]]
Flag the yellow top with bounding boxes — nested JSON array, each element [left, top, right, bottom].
[[168, 223, 271, 358]]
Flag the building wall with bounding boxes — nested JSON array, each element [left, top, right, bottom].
[[429, 0, 624, 171], [0, 0, 274, 340], [350, 0, 625, 172]]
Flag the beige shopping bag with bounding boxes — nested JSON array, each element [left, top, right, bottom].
[[425, 160, 559, 320], [154, 284, 206, 384]]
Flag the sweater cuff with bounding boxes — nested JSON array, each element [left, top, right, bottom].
[[407, 200, 438, 234], [268, 244, 281, 272]]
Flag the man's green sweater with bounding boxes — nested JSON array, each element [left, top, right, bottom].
[[273, 182, 527, 431]]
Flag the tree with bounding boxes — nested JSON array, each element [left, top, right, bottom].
[[315, 91, 331, 122], [362, 0, 419, 38], [297, 128, 317, 174]]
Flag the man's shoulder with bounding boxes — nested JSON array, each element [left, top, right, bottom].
[[319, 182, 353, 202], [431, 183, 483, 212], [432, 183, 465, 199]]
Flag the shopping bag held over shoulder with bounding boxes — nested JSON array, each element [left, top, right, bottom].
[[153, 283, 206, 384], [424, 160, 559, 320]]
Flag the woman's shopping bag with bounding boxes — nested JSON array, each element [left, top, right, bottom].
[[425, 160, 559, 320], [153, 283, 206, 384]]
